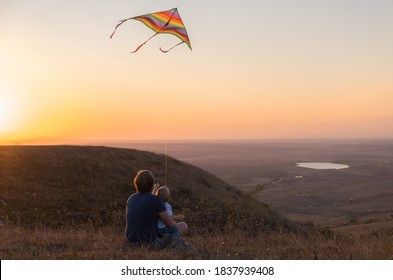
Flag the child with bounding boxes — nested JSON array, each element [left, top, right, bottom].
[[156, 186, 188, 241]]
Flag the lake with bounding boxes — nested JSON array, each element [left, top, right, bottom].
[[296, 162, 349, 170]]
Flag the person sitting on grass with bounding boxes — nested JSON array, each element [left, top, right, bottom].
[[156, 186, 188, 242], [125, 170, 178, 246]]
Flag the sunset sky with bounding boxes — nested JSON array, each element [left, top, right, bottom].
[[1, 0, 392, 144]]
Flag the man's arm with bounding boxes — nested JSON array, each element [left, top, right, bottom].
[[158, 211, 177, 227]]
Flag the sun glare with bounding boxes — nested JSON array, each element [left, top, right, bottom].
[[0, 103, 10, 133], [0, 95, 16, 134]]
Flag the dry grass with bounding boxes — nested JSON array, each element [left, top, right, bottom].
[[1, 224, 392, 260]]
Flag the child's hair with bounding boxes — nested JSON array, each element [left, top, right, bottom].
[[157, 186, 170, 202]]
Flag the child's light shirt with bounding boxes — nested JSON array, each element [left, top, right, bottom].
[[157, 202, 172, 229]]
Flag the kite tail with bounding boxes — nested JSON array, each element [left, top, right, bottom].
[[130, 33, 159, 53], [160, 41, 185, 53], [110, 19, 128, 38]]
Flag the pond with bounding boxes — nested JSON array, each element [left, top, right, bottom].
[[296, 162, 349, 170]]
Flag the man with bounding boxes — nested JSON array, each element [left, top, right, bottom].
[[125, 170, 177, 245]]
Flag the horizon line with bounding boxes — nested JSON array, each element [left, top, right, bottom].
[[2, 137, 393, 146]]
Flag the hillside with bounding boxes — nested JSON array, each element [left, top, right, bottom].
[[1, 145, 393, 259], [0, 145, 291, 233]]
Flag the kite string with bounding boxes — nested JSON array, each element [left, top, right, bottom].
[[164, 136, 168, 186]]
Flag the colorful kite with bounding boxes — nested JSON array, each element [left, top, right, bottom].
[[110, 8, 192, 53]]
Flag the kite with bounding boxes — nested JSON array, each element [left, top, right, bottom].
[[110, 7, 192, 53]]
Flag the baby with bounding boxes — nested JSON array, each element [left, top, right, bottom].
[[156, 186, 188, 239]]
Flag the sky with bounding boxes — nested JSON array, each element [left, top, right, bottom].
[[1, 0, 392, 144]]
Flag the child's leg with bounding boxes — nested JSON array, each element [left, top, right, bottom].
[[175, 222, 188, 236], [159, 226, 180, 241]]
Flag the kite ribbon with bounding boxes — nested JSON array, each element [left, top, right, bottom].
[[160, 41, 185, 53], [130, 33, 159, 53], [110, 19, 127, 39]]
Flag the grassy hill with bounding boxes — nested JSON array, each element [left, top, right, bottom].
[[0, 145, 392, 259], [0, 145, 292, 231]]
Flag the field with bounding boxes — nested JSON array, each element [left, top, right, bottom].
[[1, 143, 393, 259], [117, 140, 393, 230]]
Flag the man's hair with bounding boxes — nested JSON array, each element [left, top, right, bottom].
[[134, 170, 155, 193]]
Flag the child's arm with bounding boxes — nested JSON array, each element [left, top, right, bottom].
[[152, 183, 160, 195], [171, 213, 185, 222]]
